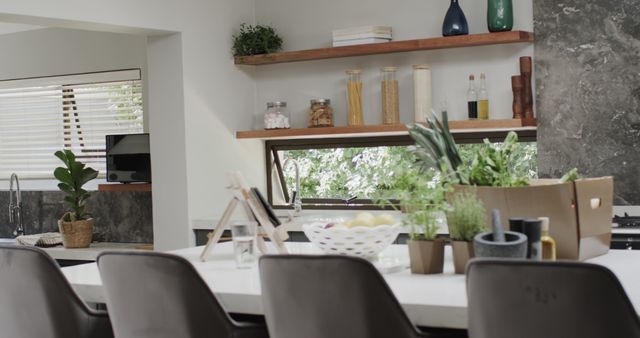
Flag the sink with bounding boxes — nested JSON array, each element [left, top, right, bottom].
[[0, 238, 16, 245]]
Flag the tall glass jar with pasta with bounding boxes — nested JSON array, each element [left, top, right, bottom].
[[381, 67, 400, 124], [346, 69, 363, 126]]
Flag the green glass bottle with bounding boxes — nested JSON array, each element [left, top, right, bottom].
[[487, 0, 513, 32]]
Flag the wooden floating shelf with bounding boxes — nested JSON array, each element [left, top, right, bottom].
[[236, 119, 536, 140], [98, 183, 152, 192], [234, 31, 534, 66]]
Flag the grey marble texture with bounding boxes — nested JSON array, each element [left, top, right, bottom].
[[534, 0, 640, 205], [0, 190, 153, 243]]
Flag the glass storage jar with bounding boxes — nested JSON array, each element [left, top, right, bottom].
[[346, 69, 363, 126], [381, 67, 400, 124], [308, 99, 334, 128], [264, 101, 290, 130]]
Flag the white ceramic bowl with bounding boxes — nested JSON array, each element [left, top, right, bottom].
[[302, 222, 402, 259]]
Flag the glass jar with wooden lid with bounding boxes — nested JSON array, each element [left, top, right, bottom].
[[308, 99, 334, 128], [346, 69, 363, 126], [381, 66, 400, 125]]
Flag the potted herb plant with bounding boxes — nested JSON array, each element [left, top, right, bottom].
[[446, 190, 486, 274], [232, 23, 283, 57], [379, 168, 450, 274], [54, 150, 98, 248]]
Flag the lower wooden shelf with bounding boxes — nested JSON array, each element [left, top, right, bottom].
[[236, 118, 536, 140], [98, 183, 152, 192]]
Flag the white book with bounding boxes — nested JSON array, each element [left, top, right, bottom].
[[332, 26, 392, 38], [333, 32, 393, 42], [332, 38, 392, 47]]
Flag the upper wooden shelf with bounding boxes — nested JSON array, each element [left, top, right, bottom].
[[236, 118, 536, 140], [234, 31, 534, 66]]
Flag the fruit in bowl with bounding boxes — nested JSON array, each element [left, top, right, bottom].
[[305, 213, 402, 259]]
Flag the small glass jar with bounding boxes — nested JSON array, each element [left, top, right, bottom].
[[381, 67, 400, 125], [308, 99, 334, 128], [346, 69, 363, 126], [264, 101, 290, 130]]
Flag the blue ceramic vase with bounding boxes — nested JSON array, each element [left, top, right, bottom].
[[442, 0, 469, 36]]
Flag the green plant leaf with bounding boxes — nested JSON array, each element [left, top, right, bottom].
[[54, 167, 74, 186]]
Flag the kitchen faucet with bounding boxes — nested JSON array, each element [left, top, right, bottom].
[[9, 173, 24, 237], [283, 158, 302, 214]]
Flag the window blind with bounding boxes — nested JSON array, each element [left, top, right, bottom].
[[0, 69, 143, 179]]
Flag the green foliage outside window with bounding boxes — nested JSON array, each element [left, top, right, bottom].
[[281, 142, 537, 202]]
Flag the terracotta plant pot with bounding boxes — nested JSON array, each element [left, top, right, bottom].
[[451, 240, 475, 274], [58, 218, 94, 248], [408, 239, 445, 274]]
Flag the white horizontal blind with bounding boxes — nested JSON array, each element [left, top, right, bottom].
[[0, 69, 143, 179]]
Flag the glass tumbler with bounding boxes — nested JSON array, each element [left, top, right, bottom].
[[231, 221, 257, 269]]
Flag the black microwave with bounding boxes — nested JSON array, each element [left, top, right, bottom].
[[106, 133, 151, 183]]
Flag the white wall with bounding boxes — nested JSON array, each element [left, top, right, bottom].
[[253, 0, 534, 126], [0, 0, 263, 250], [0, 27, 148, 191]]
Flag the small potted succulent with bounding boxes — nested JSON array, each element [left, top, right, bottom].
[[379, 169, 450, 274], [54, 150, 98, 248], [446, 190, 486, 274]]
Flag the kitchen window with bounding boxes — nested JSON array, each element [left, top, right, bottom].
[[267, 130, 537, 210], [0, 69, 143, 179]]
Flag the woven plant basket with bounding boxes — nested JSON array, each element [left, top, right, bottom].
[[58, 216, 94, 248]]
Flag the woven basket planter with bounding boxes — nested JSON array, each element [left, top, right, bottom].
[[58, 218, 94, 248]]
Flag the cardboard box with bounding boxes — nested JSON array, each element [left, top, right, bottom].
[[456, 177, 613, 261]]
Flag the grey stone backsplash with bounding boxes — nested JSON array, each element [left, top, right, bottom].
[[534, 0, 640, 205], [0, 191, 153, 243]]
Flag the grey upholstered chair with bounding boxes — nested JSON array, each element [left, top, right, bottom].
[[466, 259, 640, 338], [97, 251, 268, 338], [0, 245, 113, 338], [259, 255, 432, 338]]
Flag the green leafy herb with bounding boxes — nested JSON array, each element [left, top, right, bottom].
[[232, 23, 283, 57], [376, 168, 450, 241], [560, 168, 580, 183], [447, 190, 486, 241], [54, 150, 98, 221], [410, 112, 530, 187]]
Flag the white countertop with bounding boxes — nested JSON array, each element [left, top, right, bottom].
[[61, 242, 640, 329], [43, 242, 151, 261]]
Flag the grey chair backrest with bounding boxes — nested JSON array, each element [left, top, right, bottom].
[[259, 255, 426, 338], [97, 251, 267, 338], [0, 245, 113, 338], [467, 259, 640, 338]]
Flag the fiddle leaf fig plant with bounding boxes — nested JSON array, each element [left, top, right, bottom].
[[54, 150, 98, 222]]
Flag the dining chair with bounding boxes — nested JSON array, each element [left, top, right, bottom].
[[466, 259, 640, 338], [259, 255, 434, 338], [97, 251, 268, 338], [0, 245, 113, 338]]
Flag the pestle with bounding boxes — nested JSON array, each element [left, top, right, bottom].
[[492, 209, 506, 242]]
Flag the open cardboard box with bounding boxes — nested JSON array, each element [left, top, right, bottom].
[[456, 177, 613, 261]]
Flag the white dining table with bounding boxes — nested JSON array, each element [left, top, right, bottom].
[[61, 242, 640, 329]]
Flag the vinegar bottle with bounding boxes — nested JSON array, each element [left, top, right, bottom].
[[467, 75, 478, 120]]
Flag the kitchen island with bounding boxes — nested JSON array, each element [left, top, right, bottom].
[[61, 242, 640, 329]]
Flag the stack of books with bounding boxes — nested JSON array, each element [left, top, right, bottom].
[[332, 26, 392, 47]]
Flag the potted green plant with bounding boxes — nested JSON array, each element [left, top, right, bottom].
[[446, 190, 486, 274], [378, 168, 450, 274], [232, 23, 283, 57], [54, 150, 98, 248]]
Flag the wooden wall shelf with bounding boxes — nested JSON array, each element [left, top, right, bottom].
[[98, 183, 152, 192], [236, 119, 536, 140], [234, 31, 534, 66]]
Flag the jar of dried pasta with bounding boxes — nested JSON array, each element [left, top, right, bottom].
[[308, 99, 334, 128], [381, 66, 400, 124]]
